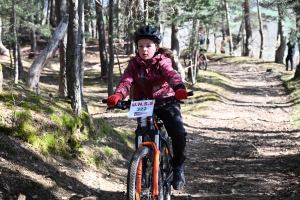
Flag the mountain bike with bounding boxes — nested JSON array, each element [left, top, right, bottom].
[[197, 49, 208, 70], [102, 91, 193, 200]]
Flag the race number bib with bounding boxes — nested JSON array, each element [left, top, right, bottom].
[[128, 100, 155, 118]]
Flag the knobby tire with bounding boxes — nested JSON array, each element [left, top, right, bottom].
[[159, 130, 172, 200], [127, 146, 163, 200]]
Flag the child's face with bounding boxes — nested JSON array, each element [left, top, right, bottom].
[[137, 39, 159, 60]]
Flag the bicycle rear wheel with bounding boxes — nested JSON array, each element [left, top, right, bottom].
[[127, 146, 163, 200], [198, 54, 208, 70]]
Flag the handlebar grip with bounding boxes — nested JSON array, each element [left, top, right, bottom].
[[187, 91, 194, 96], [102, 99, 107, 103]]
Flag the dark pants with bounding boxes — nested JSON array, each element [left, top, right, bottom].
[[156, 103, 187, 167], [285, 54, 294, 70]]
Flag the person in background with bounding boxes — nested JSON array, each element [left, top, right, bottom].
[[200, 34, 206, 45], [106, 25, 188, 190], [286, 39, 296, 71], [199, 30, 206, 51]]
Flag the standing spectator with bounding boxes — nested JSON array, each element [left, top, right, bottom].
[[200, 35, 206, 45], [286, 40, 296, 71], [199, 29, 206, 51]]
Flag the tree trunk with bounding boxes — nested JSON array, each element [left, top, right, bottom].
[[12, 44, 19, 84], [224, 0, 233, 54], [66, 0, 83, 116], [26, 14, 69, 91], [0, 43, 9, 56], [28, 27, 37, 59], [49, 0, 57, 27], [0, 64, 3, 92], [55, 0, 68, 97], [95, 0, 108, 77], [241, 13, 245, 56], [0, 17, 9, 57], [11, 0, 19, 84], [144, 0, 148, 24], [116, 0, 120, 38], [221, 11, 226, 54], [171, 7, 185, 81], [154, 0, 160, 28], [243, 0, 252, 57], [0, 43, 9, 57], [257, 0, 264, 59], [84, 0, 96, 38], [17, 44, 24, 80], [84, 2, 90, 37], [148, 0, 160, 27], [107, 0, 114, 95], [234, 21, 243, 55], [42, 0, 48, 25], [28, 0, 37, 60], [90, 0, 97, 38], [293, 4, 300, 79], [79, 0, 87, 112], [275, 3, 285, 64], [136, 0, 145, 26], [124, 0, 135, 54], [214, 33, 217, 53], [188, 18, 198, 84], [0, 16, 2, 43]]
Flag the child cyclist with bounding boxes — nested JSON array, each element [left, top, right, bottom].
[[106, 25, 187, 190]]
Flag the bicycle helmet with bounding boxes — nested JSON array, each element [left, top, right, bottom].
[[133, 25, 162, 44]]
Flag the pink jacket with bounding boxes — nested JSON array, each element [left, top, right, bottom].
[[115, 53, 185, 100]]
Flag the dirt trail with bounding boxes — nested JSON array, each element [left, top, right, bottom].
[[172, 61, 300, 200]]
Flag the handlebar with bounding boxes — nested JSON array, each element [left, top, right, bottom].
[[102, 91, 194, 110]]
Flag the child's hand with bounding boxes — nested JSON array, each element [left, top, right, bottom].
[[107, 93, 123, 106], [175, 89, 188, 101]]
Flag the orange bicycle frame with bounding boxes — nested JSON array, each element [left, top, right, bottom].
[[135, 141, 160, 199]]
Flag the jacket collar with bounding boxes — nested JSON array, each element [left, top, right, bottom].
[[135, 53, 165, 66]]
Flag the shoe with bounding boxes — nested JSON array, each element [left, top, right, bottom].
[[172, 165, 185, 190]]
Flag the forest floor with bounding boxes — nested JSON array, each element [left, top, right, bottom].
[[1, 49, 300, 200]]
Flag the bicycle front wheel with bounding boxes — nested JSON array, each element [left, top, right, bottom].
[[159, 130, 173, 200], [198, 54, 208, 70], [127, 146, 163, 200]]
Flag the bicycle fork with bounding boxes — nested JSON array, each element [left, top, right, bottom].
[[136, 141, 160, 199]]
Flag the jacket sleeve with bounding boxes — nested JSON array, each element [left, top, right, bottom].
[[159, 56, 186, 91], [114, 59, 135, 99]]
